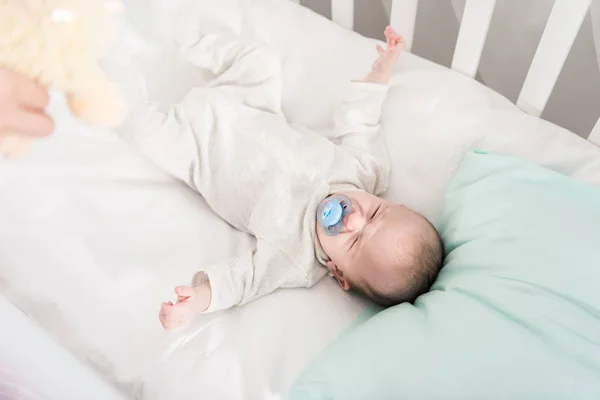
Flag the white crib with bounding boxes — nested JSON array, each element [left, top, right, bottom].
[[1, 0, 599, 399], [330, 0, 599, 144]]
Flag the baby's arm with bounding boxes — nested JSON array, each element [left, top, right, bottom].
[[329, 27, 404, 195], [364, 26, 405, 85], [158, 241, 316, 330]]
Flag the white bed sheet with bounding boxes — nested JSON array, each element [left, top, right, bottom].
[[1, 0, 600, 399]]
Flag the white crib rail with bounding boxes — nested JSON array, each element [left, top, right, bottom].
[[331, 0, 354, 31], [331, 0, 418, 51], [516, 0, 592, 118], [390, 0, 418, 52], [451, 0, 496, 78]]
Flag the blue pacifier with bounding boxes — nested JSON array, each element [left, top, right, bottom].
[[317, 195, 352, 236]]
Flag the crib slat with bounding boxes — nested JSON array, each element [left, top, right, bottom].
[[590, 117, 600, 146], [331, 0, 354, 30], [390, 0, 418, 52], [516, 0, 591, 117], [451, 0, 496, 78]]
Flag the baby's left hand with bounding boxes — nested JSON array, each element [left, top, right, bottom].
[[365, 26, 405, 85], [373, 26, 405, 72]]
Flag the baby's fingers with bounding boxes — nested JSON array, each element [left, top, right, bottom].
[[175, 286, 195, 298], [159, 302, 173, 317], [159, 302, 187, 330], [384, 26, 392, 48], [376, 44, 385, 56], [159, 302, 172, 328], [384, 26, 395, 46], [0, 107, 54, 137], [385, 26, 400, 40]]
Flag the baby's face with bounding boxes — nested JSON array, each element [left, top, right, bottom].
[[316, 191, 424, 292]]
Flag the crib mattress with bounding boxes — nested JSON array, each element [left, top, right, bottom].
[[2, 1, 600, 399]]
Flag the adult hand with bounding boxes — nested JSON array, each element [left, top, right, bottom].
[[0, 67, 53, 138]]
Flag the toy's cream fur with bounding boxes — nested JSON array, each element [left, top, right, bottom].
[[0, 0, 127, 157]]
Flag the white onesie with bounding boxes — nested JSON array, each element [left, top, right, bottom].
[[120, 34, 390, 312]]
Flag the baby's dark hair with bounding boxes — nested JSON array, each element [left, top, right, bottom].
[[352, 216, 444, 307]]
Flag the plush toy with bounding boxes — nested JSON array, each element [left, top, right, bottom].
[[0, 0, 128, 158]]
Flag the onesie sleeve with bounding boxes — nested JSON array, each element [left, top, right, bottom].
[[201, 239, 323, 313], [328, 81, 391, 195]]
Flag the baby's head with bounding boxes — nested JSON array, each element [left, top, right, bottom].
[[317, 191, 443, 306]]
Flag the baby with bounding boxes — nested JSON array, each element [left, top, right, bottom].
[[117, 26, 443, 330]]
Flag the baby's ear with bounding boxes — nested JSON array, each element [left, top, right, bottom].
[[327, 261, 350, 291]]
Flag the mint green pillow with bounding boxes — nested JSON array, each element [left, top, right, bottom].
[[289, 152, 600, 399]]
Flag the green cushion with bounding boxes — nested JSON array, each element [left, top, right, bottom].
[[289, 152, 600, 399]]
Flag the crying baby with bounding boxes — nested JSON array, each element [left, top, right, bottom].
[[115, 26, 443, 329]]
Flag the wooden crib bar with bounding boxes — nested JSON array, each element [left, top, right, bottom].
[[331, 0, 354, 31], [516, 0, 592, 118], [451, 0, 496, 79], [390, 0, 418, 52]]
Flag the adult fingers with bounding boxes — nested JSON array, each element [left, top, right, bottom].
[[0, 107, 54, 137], [0, 68, 50, 111], [13, 75, 50, 111]]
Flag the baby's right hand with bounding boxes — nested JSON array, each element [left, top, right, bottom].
[[159, 283, 212, 330]]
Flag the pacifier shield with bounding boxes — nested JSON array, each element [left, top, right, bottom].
[[317, 195, 352, 236]]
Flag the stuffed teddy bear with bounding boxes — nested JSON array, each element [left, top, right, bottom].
[[0, 0, 128, 158]]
